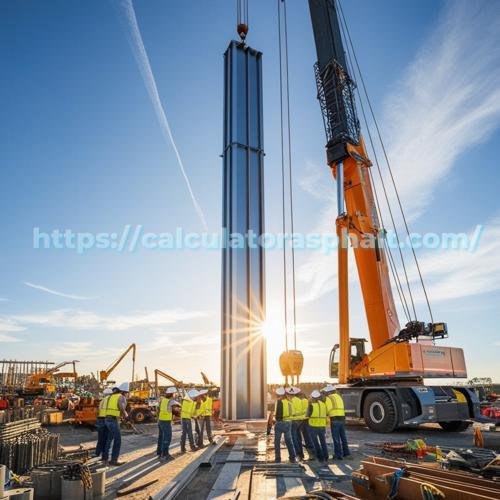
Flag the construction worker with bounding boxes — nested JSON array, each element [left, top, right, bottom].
[[273, 387, 296, 463], [307, 390, 328, 463], [287, 387, 305, 460], [95, 388, 112, 459], [103, 383, 129, 466], [322, 384, 350, 460], [196, 389, 214, 447], [298, 388, 315, 455], [157, 387, 180, 461], [180, 389, 199, 453]]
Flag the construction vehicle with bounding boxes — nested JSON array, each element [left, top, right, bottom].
[[74, 344, 150, 425], [22, 360, 79, 397], [99, 343, 136, 385], [307, 0, 480, 432]]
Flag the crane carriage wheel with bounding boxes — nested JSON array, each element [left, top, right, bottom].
[[363, 392, 398, 433]]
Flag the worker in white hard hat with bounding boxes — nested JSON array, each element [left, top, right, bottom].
[[287, 386, 312, 461], [157, 387, 180, 461], [180, 389, 200, 453], [273, 387, 297, 463], [195, 389, 213, 447], [322, 384, 350, 460], [306, 390, 328, 463], [103, 384, 129, 466], [95, 388, 112, 460]]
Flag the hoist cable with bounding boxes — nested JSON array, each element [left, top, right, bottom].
[[337, 0, 418, 321], [282, 0, 298, 350], [278, 0, 289, 352], [337, 0, 434, 323]]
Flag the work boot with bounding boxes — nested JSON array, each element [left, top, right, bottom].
[[190, 446, 198, 452], [109, 460, 126, 466], [180, 448, 186, 454], [289, 457, 297, 464]]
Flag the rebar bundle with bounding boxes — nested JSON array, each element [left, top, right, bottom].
[[0, 407, 36, 425], [0, 427, 59, 474]]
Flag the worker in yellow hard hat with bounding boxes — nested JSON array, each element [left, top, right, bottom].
[[103, 383, 129, 466], [273, 387, 297, 463], [95, 388, 112, 460], [157, 387, 180, 461]]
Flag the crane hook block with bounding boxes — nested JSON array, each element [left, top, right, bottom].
[[279, 350, 304, 377], [237, 23, 249, 41]]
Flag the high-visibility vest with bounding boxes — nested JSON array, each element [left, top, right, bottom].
[[98, 396, 110, 418], [308, 400, 327, 427], [328, 393, 345, 417], [181, 398, 196, 419], [291, 396, 304, 420], [202, 396, 213, 417], [158, 397, 173, 421], [275, 399, 292, 421], [300, 397, 309, 419], [105, 393, 121, 418]]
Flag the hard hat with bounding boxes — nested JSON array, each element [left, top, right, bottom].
[[112, 386, 121, 393], [165, 387, 177, 395], [118, 382, 130, 393], [321, 384, 335, 393], [311, 390, 321, 398], [188, 389, 200, 399], [275, 387, 286, 396], [198, 389, 208, 396], [285, 387, 294, 395], [292, 387, 301, 395], [103, 388, 112, 395]]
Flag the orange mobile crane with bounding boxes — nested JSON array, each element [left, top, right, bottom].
[[308, 0, 479, 432]]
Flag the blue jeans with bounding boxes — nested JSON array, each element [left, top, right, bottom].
[[197, 416, 213, 446], [274, 421, 296, 462], [104, 417, 121, 462], [157, 420, 173, 457], [180, 418, 195, 450], [291, 421, 303, 458], [95, 418, 108, 459], [331, 419, 350, 459], [308, 425, 328, 461]]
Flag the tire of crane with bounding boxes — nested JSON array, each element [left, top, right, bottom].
[[363, 391, 398, 433], [438, 420, 471, 432]]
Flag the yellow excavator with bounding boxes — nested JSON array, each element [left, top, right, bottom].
[[23, 360, 79, 397]]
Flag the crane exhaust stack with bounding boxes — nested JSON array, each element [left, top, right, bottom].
[[221, 41, 267, 420]]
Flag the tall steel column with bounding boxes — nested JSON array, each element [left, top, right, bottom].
[[221, 41, 266, 420]]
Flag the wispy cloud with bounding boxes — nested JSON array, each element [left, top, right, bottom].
[[24, 282, 97, 301], [10, 308, 207, 332], [0, 298, 9, 302], [143, 331, 218, 356], [115, 0, 208, 231], [0, 334, 21, 342], [0, 318, 25, 333], [411, 217, 500, 304], [298, 0, 500, 304], [380, 0, 500, 220]]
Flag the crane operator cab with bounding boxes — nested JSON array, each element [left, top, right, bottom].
[[330, 338, 367, 378]]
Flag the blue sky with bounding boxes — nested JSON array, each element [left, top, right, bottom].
[[1, 0, 499, 384]]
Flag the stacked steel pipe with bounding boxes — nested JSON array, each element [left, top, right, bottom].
[[0, 418, 59, 474]]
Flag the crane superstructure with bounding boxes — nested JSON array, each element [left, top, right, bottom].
[[308, 0, 480, 432]]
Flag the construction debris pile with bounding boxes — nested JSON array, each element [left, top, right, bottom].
[[0, 418, 59, 474]]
